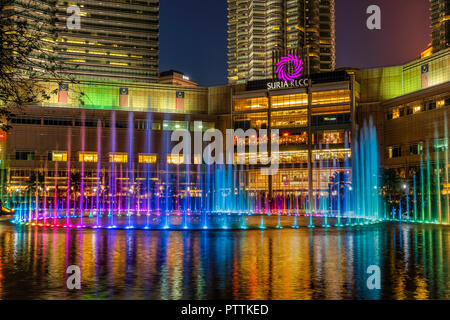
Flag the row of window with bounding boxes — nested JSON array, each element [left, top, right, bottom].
[[387, 97, 450, 120], [236, 130, 349, 146], [11, 118, 215, 131], [387, 139, 448, 158], [16, 151, 202, 165], [233, 112, 351, 130], [234, 90, 351, 112]]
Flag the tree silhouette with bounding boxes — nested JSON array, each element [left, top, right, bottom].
[[70, 171, 82, 196], [0, 0, 83, 132], [27, 171, 45, 194]]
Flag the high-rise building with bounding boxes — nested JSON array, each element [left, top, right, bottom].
[[8, 0, 159, 83], [227, 0, 335, 84], [431, 0, 450, 53], [55, 0, 159, 82]]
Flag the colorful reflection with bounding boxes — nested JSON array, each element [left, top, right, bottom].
[[0, 222, 448, 300]]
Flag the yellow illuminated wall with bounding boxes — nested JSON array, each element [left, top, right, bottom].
[[359, 48, 450, 103]]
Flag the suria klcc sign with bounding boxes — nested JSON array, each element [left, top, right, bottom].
[[267, 54, 309, 90]]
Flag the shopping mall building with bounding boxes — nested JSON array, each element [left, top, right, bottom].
[[1, 49, 449, 206]]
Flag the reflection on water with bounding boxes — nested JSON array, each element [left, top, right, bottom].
[[0, 221, 448, 300]]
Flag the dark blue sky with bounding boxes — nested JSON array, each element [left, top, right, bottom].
[[160, 0, 431, 87]]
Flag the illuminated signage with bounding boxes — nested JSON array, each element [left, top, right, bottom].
[[267, 78, 309, 90], [267, 54, 308, 90], [276, 54, 304, 82]]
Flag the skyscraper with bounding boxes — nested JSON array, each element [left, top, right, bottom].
[[227, 0, 335, 84], [55, 0, 159, 82], [8, 0, 159, 83], [431, 0, 450, 53]]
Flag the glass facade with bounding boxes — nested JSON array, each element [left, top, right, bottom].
[[54, 0, 159, 82], [271, 93, 308, 108], [228, 0, 335, 84], [271, 110, 308, 129], [232, 84, 353, 196]]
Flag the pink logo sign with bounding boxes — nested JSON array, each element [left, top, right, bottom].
[[276, 54, 304, 82]]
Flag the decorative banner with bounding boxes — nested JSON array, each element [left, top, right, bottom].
[[421, 64, 429, 88], [119, 88, 129, 107], [176, 91, 185, 110], [58, 84, 69, 104]]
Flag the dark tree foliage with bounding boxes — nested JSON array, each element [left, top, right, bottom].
[[70, 171, 81, 193], [381, 168, 401, 195], [27, 171, 45, 193], [0, 0, 82, 132]]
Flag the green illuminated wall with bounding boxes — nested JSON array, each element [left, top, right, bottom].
[[41, 81, 209, 115], [359, 48, 450, 103]]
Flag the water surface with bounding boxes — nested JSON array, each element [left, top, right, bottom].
[[0, 220, 448, 300]]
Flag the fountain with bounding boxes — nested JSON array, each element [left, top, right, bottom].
[[384, 112, 450, 226], [5, 114, 412, 230]]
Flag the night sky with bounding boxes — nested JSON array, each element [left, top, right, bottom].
[[159, 0, 431, 87]]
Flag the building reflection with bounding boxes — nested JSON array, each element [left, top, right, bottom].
[[0, 224, 448, 299]]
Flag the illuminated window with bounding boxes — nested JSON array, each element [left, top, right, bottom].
[[162, 120, 188, 130], [413, 105, 422, 113], [167, 154, 184, 164], [271, 93, 308, 108], [279, 132, 308, 145], [191, 121, 215, 131], [138, 154, 157, 164], [234, 97, 268, 111], [67, 49, 85, 54], [193, 154, 202, 164], [410, 143, 423, 155], [392, 108, 400, 119], [433, 139, 448, 152], [233, 112, 268, 130], [318, 131, 346, 144], [109, 153, 128, 163], [311, 90, 350, 105], [271, 109, 307, 128], [387, 146, 401, 159], [49, 151, 68, 162], [135, 121, 161, 130], [79, 152, 98, 163]]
